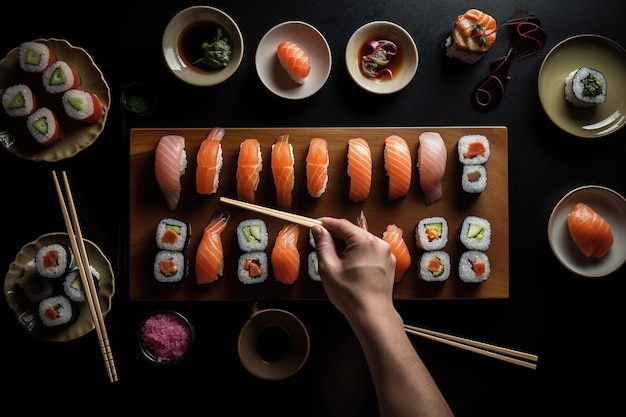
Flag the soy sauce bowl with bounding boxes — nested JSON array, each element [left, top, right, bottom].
[[138, 310, 194, 365]]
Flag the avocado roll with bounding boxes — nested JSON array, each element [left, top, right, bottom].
[[236, 219, 268, 252]]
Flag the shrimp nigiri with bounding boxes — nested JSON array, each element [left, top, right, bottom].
[[155, 135, 187, 211], [277, 41, 311, 84], [347, 138, 372, 203], [417, 132, 447, 205], [306, 137, 329, 198], [567, 202, 614, 257], [196, 127, 225, 195], [384, 135, 412, 201], [271, 134, 295, 209], [236, 138, 263, 203], [195, 210, 230, 284], [382, 224, 412, 283], [271, 223, 300, 284]]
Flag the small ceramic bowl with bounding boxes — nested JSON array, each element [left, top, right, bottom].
[[162, 6, 244, 86], [121, 82, 156, 116], [138, 310, 194, 365], [345, 21, 418, 94]]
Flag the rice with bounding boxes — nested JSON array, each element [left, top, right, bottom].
[[42, 60, 80, 94], [237, 219, 268, 252], [26, 107, 64, 145], [457, 135, 490, 165], [237, 251, 268, 284], [458, 250, 490, 283], [155, 217, 190, 251], [308, 251, 321, 281], [415, 217, 448, 250], [35, 243, 73, 279], [445, 36, 485, 64], [154, 250, 187, 282], [461, 164, 487, 193], [140, 311, 192, 363], [2, 84, 37, 117], [564, 66, 607, 107], [38, 294, 75, 327], [18, 41, 55, 73], [62, 265, 100, 303], [61, 89, 104, 122], [459, 215, 491, 251], [418, 251, 451, 282]]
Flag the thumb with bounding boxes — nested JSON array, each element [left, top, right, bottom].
[[311, 225, 339, 267]]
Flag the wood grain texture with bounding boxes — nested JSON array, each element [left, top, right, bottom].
[[128, 126, 508, 300]]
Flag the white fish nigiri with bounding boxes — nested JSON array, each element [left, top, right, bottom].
[[417, 132, 447, 205], [155, 135, 187, 210]]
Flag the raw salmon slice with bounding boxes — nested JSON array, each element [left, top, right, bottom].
[[271, 223, 300, 284], [155, 135, 187, 211], [306, 137, 329, 198], [195, 210, 230, 284], [384, 135, 412, 201], [196, 127, 225, 195], [236, 138, 263, 203], [382, 224, 412, 283], [277, 41, 311, 84], [566, 202, 614, 257], [347, 137, 372, 203], [271, 134, 295, 209], [417, 132, 447, 205]]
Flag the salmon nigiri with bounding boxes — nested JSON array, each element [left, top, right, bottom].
[[195, 210, 230, 284], [384, 135, 412, 201], [196, 127, 225, 195], [277, 41, 311, 84], [271, 134, 295, 209], [417, 132, 447, 205], [155, 135, 187, 211], [236, 138, 263, 203], [566, 202, 614, 257], [347, 137, 373, 203], [382, 224, 412, 283], [271, 223, 300, 284], [306, 137, 329, 198]]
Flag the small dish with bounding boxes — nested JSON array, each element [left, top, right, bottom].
[[0, 38, 110, 161], [345, 21, 418, 95], [255, 21, 331, 100], [121, 82, 156, 116], [3, 232, 115, 342], [162, 5, 244, 87], [547, 185, 626, 278], [139, 310, 194, 365], [538, 34, 626, 138]]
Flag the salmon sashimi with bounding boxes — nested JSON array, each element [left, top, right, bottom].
[[271, 134, 295, 209], [195, 210, 231, 284], [306, 137, 329, 198], [452, 9, 497, 53], [277, 40, 311, 84], [384, 135, 412, 201], [566, 202, 614, 257], [382, 224, 412, 283], [417, 132, 447, 205], [236, 138, 263, 203], [271, 223, 300, 284], [196, 127, 225, 195], [347, 137, 373, 203], [155, 135, 187, 211]]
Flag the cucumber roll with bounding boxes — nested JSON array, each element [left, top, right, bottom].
[[62, 265, 100, 303], [237, 252, 268, 284], [38, 294, 76, 327], [156, 218, 190, 251], [154, 250, 187, 283], [42, 60, 81, 94], [418, 251, 451, 282], [35, 243, 73, 279], [26, 107, 64, 145], [459, 250, 490, 283], [308, 251, 321, 281], [415, 217, 448, 250], [18, 41, 56, 73], [459, 215, 491, 251], [1, 84, 38, 118], [236, 219, 268, 252]]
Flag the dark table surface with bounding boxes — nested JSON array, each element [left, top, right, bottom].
[[1, 1, 624, 415]]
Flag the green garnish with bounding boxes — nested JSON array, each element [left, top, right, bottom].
[[471, 24, 488, 46], [193, 28, 232, 69], [581, 74, 603, 97]]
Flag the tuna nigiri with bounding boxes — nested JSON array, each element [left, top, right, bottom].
[[382, 224, 412, 283], [384, 135, 412, 201], [155, 135, 187, 211], [347, 137, 373, 203], [236, 138, 263, 203], [195, 210, 230, 284], [417, 132, 447, 205], [271, 134, 295, 209], [277, 41, 311, 84], [566, 202, 614, 257], [306, 137, 329, 198], [271, 223, 300, 284], [196, 127, 225, 195]]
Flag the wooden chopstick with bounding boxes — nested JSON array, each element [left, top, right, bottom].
[[52, 171, 118, 383], [220, 196, 322, 227], [404, 324, 538, 370]]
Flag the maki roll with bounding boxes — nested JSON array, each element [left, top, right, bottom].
[[565, 66, 607, 107], [2, 84, 38, 117], [457, 135, 490, 165], [18, 41, 56, 73], [418, 251, 451, 282], [42, 60, 80, 94], [236, 219, 268, 252], [237, 251, 268, 284], [307, 251, 321, 281], [62, 265, 100, 303], [26, 107, 64, 145], [460, 215, 491, 250], [38, 294, 76, 327], [154, 250, 187, 283], [16, 260, 53, 303], [461, 164, 487, 193], [156, 217, 190, 251], [61, 89, 106, 123], [415, 217, 448, 250], [459, 250, 490, 283], [35, 243, 73, 279]]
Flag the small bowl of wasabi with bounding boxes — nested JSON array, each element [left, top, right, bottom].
[[138, 310, 194, 365], [121, 82, 156, 116]]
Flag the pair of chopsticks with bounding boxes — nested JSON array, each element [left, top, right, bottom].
[[220, 197, 322, 227], [52, 171, 118, 383], [404, 324, 538, 370]]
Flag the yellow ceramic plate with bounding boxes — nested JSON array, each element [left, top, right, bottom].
[[4, 232, 115, 342], [538, 34, 626, 138], [547, 185, 626, 278], [0, 38, 110, 161]]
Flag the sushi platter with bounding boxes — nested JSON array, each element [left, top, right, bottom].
[[127, 126, 509, 301]]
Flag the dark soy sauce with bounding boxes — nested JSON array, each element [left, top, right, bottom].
[[358, 40, 404, 82], [178, 21, 224, 73], [256, 325, 291, 362]]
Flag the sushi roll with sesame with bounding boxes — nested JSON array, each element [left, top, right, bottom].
[[18, 41, 56, 73], [62, 265, 100, 303], [236, 219, 268, 252], [2, 84, 38, 118], [61, 89, 106, 123], [415, 217, 448, 250], [38, 294, 76, 327], [42, 60, 81, 94], [457, 135, 490, 165], [156, 218, 190, 251], [26, 107, 64, 145], [154, 250, 187, 283], [564, 66, 607, 107], [307, 251, 321, 281], [16, 260, 53, 303], [418, 251, 451, 282], [461, 164, 487, 193], [35, 243, 73, 279], [459, 250, 490, 282], [237, 251, 268, 284], [460, 215, 491, 250]]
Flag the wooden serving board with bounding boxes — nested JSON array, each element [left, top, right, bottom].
[[128, 127, 508, 301]]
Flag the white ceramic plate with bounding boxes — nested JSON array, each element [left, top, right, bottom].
[[162, 5, 244, 86], [547, 185, 626, 277], [538, 34, 626, 138], [4, 232, 115, 342], [255, 21, 331, 99], [0, 38, 110, 161]]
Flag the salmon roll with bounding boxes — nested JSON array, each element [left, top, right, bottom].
[[61, 89, 105, 123], [38, 294, 76, 327], [26, 107, 64, 145], [18, 41, 56, 73], [2, 84, 38, 117], [34, 243, 74, 278], [237, 252, 268, 284], [42, 60, 81, 94], [445, 9, 497, 64], [418, 251, 451, 282], [154, 250, 188, 283], [459, 250, 490, 283], [156, 218, 191, 251]]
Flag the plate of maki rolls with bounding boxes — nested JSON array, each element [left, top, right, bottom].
[[0, 38, 110, 161], [3, 232, 115, 342]]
